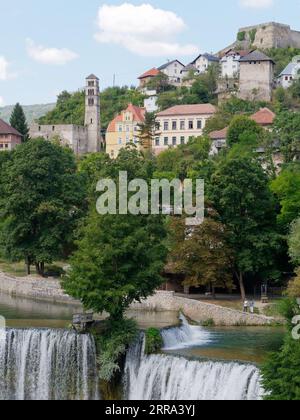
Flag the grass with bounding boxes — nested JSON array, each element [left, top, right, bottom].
[[0, 259, 66, 278]]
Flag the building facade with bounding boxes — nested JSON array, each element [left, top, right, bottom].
[[0, 118, 22, 151], [144, 90, 158, 113], [158, 60, 185, 85], [279, 56, 300, 89], [30, 74, 102, 155], [185, 53, 220, 75], [153, 104, 216, 155], [239, 51, 275, 102], [106, 104, 146, 158]]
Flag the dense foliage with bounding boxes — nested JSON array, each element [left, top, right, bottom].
[[62, 148, 168, 321], [144, 328, 163, 355], [0, 138, 86, 275]]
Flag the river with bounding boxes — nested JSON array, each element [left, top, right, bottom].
[[0, 292, 285, 400]]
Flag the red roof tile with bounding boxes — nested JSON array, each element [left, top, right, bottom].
[[0, 118, 22, 136], [107, 104, 146, 132], [209, 127, 228, 140], [138, 68, 160, 79], [250, 108, 276, 126], [157, 104, 217, 117]]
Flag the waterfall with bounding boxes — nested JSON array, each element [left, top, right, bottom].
[[161, 314, 212, 350], [0, 329, 99, 401], [124, 335, 263, 401]]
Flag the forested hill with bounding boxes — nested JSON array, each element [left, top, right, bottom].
[[0, 103, 55, 124], [38, 88, 146, 131]]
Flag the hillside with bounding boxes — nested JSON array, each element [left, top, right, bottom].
[[0, 103, 55, 124]]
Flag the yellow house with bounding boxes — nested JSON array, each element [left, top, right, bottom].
[[106, 104, 146, 158]]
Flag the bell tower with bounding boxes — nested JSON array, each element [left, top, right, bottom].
[[85, 74, 101, 153]]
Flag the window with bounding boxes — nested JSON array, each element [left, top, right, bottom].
[[0, 144, 3, 149], [126, 126, 130, 132], [180, 136, 185, 145], [197, 120, 202, 130], [164, 121, 169, 131], [172, 121, 177, 130], [189, 120, 194, 130], [88, 89, 94, 96], [155, 137, 160, 146], [91, 119, 93, 124], [52, 126, 55, 131], [118, 138, 122, 145], [155, 122, 160, 131], [39, 126, 41, 131], [5, 144, 8, 149], [180, 121, 185, 130], [164, 137, 169, 146], [88, 98, 94, 106], [88, 81, 94, 87], [172, 137, 177, 146], [118, 125, 122, 132]]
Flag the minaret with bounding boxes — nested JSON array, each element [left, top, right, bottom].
[[85, 74, 101, 153]]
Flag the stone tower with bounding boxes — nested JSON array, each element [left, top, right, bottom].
[[85, 74, 101, 153], [239, 50, 275, 102]]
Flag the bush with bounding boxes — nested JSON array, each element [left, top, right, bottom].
[[201, 319, 215, 327], [93, 318, 138, 381], [144, 328, 163, 355], [237, 31, 246, 42]]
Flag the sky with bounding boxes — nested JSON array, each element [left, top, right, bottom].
[[0, 0, 299, 106]]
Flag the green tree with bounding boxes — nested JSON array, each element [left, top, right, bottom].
[[0, 138, 85, 275], [210, 157, 280, 300], [62, 149, 168, 321], [262, 297, 300, 400], [288, 218, 300, 265], [169, 214, 233, 296], [273, 112, 300, 163], [9, 103, 29, 142], [226, 115, 263, 147], [271, 163, 300, 227], [137, 112, 157, 152]]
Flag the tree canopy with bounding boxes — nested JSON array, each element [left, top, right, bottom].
[[0, 138, 86, 275]]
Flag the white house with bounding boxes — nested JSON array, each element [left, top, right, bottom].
[[158, 60, 185, 85], [220, 50, 249, 78], [279, 56, 300, 89], [187, 53, 220, 75], [144, 90, 158, 113]]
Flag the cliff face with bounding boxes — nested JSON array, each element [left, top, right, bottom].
[[219, 22, 300, 56]]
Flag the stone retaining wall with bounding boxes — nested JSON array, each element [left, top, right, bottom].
[[0, 272, 278, 325], [0, 271, 79, 305], [131, 291, 278, 326]]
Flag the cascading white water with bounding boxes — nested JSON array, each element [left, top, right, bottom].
[[161, 314, 212, 350], [124, 335, 263, 401], [0, 329, 99, 401]]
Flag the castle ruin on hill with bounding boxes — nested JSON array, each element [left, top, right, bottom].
[[219, 22, 300, 56]]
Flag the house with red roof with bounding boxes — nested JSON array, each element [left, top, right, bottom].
[[106, 104, 146, 158], [0, 118, 22, 151], [138, 68, 160, 88]]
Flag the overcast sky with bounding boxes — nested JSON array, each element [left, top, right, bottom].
[[0, 0, 299, 105]]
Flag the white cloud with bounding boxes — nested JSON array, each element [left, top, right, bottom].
[[0, 96, 5, 107], [0, 56, 14, 81], [95, 3, 199, 57], [239, 0, 274, 8], [26, 39, 79, 65]]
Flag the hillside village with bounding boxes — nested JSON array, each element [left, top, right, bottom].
[[1, 21, 300, 164]]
